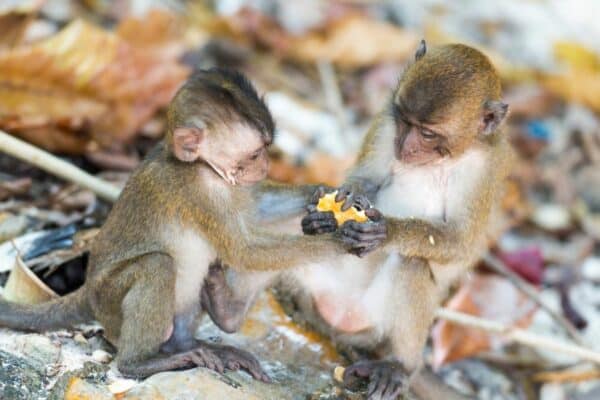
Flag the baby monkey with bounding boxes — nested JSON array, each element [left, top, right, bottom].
[[0, 69, 357, 380]]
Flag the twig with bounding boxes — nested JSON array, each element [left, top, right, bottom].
[[0, 130, 121, 203], [317, 61, 351, 151], [483, 253, 586, 346], [436, 308, 600, 365]]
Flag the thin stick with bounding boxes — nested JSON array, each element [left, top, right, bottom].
[[436, 308, 600, 365], [317, 61, 350, 151], [483, 253, 586, 346], [0, 130, 121, 203]]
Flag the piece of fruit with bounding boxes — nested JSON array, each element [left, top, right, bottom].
[[316, 191, 368, 225]]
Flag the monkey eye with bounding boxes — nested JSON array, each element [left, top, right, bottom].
[[249, 149, 262, 160], [420, 129, 437, 140]]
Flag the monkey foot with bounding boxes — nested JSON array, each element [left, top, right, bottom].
[[343, 360, 408, 400], [200, 342, 271, 383]]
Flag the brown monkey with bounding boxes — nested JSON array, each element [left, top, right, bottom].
[[203, 42, 512, 400], [0, 69, 353, 380]]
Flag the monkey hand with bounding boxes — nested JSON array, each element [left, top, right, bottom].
[[302, 185, 338, 235], [337, 208, 387, 257]]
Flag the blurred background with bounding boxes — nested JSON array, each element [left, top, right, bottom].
[[0, 1, 600, 399]]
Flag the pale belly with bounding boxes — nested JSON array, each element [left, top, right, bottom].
[[296, 252, 399, 333]]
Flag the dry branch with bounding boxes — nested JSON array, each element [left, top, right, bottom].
[[0, 130, 121, 202], [436, 308, 600, 365]]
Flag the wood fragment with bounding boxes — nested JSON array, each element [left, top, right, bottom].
[[0, 130, 121, 203]]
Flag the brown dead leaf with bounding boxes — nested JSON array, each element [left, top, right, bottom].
[[208, 9, 419, 68], [544, 42, 600, 112], [431, 274, 537, 368], [0, 0, 44, 49], [0, 12, 189, 153], [290, 15, 419, 68]]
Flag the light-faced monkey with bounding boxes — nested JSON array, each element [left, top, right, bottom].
[[203, 42, 513, 400], [0, 69, 356, 380]]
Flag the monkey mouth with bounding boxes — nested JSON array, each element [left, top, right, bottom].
[[206, 161, 237, 185]]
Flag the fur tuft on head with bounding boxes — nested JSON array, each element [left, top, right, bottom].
[[166, 68, 275, 153]]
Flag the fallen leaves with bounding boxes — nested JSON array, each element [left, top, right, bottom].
[[208, 10, 419, 68], [544, 42, 600, 113], [431, 274, 537, 368], [0, 11, 189, 153]]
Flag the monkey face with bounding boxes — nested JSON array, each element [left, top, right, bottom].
[[202, 123, 269, 186], [393, 114, 451, 166]]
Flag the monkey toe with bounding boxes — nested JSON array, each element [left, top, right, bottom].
[[212, 344, 271, 383], [344, 360, 407, 400], [189, 345, 225, 373]]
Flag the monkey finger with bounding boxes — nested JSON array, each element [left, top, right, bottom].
[[302, 211, 336, 223], [367, 368, 385, 399], [352, 195, 372, 212], [335, 185, 352, 203], [365, 208, 383, 222], [342, 220, 386, 234], [340, 225, 386, 242], [340, 193, 355, 212]]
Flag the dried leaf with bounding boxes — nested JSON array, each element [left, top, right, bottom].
[[544, 42, 600, 112], [431, 274, 537, 367], [3, 255, 58, 304], [0, 13, 189, 153], [209, 10, 419, 68], [499, 248, 544, 285]]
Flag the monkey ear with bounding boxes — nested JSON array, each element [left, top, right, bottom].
[[481, 100, 509, 135], [415, 39, 427, 61], [172, 127, 204, 162]]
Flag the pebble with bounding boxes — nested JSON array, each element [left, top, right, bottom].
[[73, 332, 88, 345], [581, 257, 600, 281], [91, 349, 112, 364], [532, 204, 571, 231]]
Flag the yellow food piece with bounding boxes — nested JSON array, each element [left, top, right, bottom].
[[333, 365, 346, 383], [316, 191, 368, 225]]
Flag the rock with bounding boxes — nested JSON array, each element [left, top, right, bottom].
[[531, 204, 571, 231], [0, 214, 29, 243], [540, 383, 566, 400], [49, 361, 109, 400], [581, 257, 600, 281], [0, 350, 45, 399], [63, 377, 113, 400], [73, 333, 88, 345], [91, 349, 112, 364], [440, 360, 518, 400], [14, 334, 61, 375]]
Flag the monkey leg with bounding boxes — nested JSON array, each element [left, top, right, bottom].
[[343, 257, 471, 400], [115, 255, 269, 381], [201, 262, 275, 335], [201, 261, 248, 333]]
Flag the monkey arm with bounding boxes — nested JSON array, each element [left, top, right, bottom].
[[252, 180, 326, 221], [383, 218, 473, 264], [215, 221, 345, 271], [384, 177, 497, 264]]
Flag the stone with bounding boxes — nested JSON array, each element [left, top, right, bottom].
[[0, 350, 45, 399], [14, 334, 61, 375], [91, 349, 112, 364]]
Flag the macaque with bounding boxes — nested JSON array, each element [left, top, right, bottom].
[[0, 69, 355, 380], [203, 42, 512, 400]]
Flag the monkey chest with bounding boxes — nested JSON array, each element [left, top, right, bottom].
[[376, 168, 447, 219]]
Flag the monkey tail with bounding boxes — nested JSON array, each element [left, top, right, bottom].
[[0, 288, 92, 332]]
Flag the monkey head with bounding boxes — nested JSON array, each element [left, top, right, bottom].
[[166, 69, 275, 185], [392, 41, 509, 166]]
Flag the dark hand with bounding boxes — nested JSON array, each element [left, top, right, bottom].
[[334, 184, 372, 212], [338, 208, 387, 257], [302, 185, 338, 235]]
